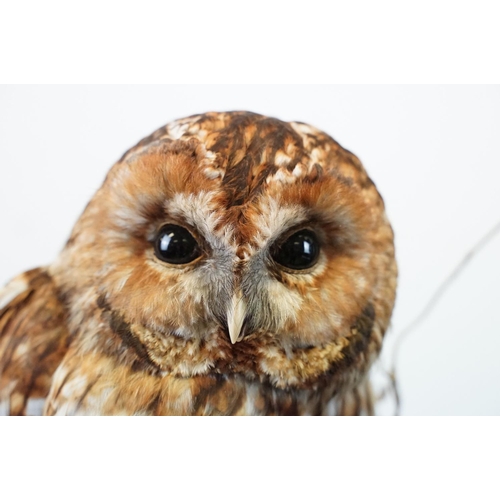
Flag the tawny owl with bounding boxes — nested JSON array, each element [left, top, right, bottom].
[[0, 111, 397, 416]]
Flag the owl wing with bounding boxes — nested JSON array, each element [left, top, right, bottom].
[[0, 268, 70, 415]]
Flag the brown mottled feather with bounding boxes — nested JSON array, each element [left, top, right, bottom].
[[1, 111, 397, 415], [0, 269, 69, 415]]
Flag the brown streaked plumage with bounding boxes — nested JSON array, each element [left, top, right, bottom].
[[0, 111, 397, 416]]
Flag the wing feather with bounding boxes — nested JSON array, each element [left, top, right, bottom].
[[0, 268, 70, 415]]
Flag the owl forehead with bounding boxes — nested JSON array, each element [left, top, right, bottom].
[[110, 112, 368, 247], [121, 111, 342, 196]]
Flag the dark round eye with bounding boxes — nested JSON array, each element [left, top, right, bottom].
[[271, 229, 320, 270], [154, 224, 201, 264]]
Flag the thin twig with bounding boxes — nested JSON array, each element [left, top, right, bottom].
[[389, 218, 500, 414]]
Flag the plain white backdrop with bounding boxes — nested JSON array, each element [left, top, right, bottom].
[[1, 85, 499, 415]]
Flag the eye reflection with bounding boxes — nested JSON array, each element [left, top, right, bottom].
[[271, 229, 320, 270], [154, 225, 201, 264]]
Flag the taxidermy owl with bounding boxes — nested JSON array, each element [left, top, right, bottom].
[[0, 111, 397, 416]]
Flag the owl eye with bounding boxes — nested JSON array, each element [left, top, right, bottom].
[[154, 225, 201, 264], [271, 229, 320, 270]]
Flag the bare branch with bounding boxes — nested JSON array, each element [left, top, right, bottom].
[[388, 218, 500, 414]]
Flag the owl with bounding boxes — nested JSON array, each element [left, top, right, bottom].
[[0, 111, 397, 416]]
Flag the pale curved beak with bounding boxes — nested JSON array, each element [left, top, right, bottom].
[[227, 291, 247, 344]]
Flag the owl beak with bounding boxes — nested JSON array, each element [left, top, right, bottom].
[[227, 292, 247, 344]]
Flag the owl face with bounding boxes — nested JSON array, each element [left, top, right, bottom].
[[51, 112, 396, 392]]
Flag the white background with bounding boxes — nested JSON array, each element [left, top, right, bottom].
[[1, 85, 499, 415]]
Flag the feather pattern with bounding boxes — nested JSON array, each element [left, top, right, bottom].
[[0, 112, 397, 415]]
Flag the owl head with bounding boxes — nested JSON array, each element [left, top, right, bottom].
[[51, 111, 397, 393]]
